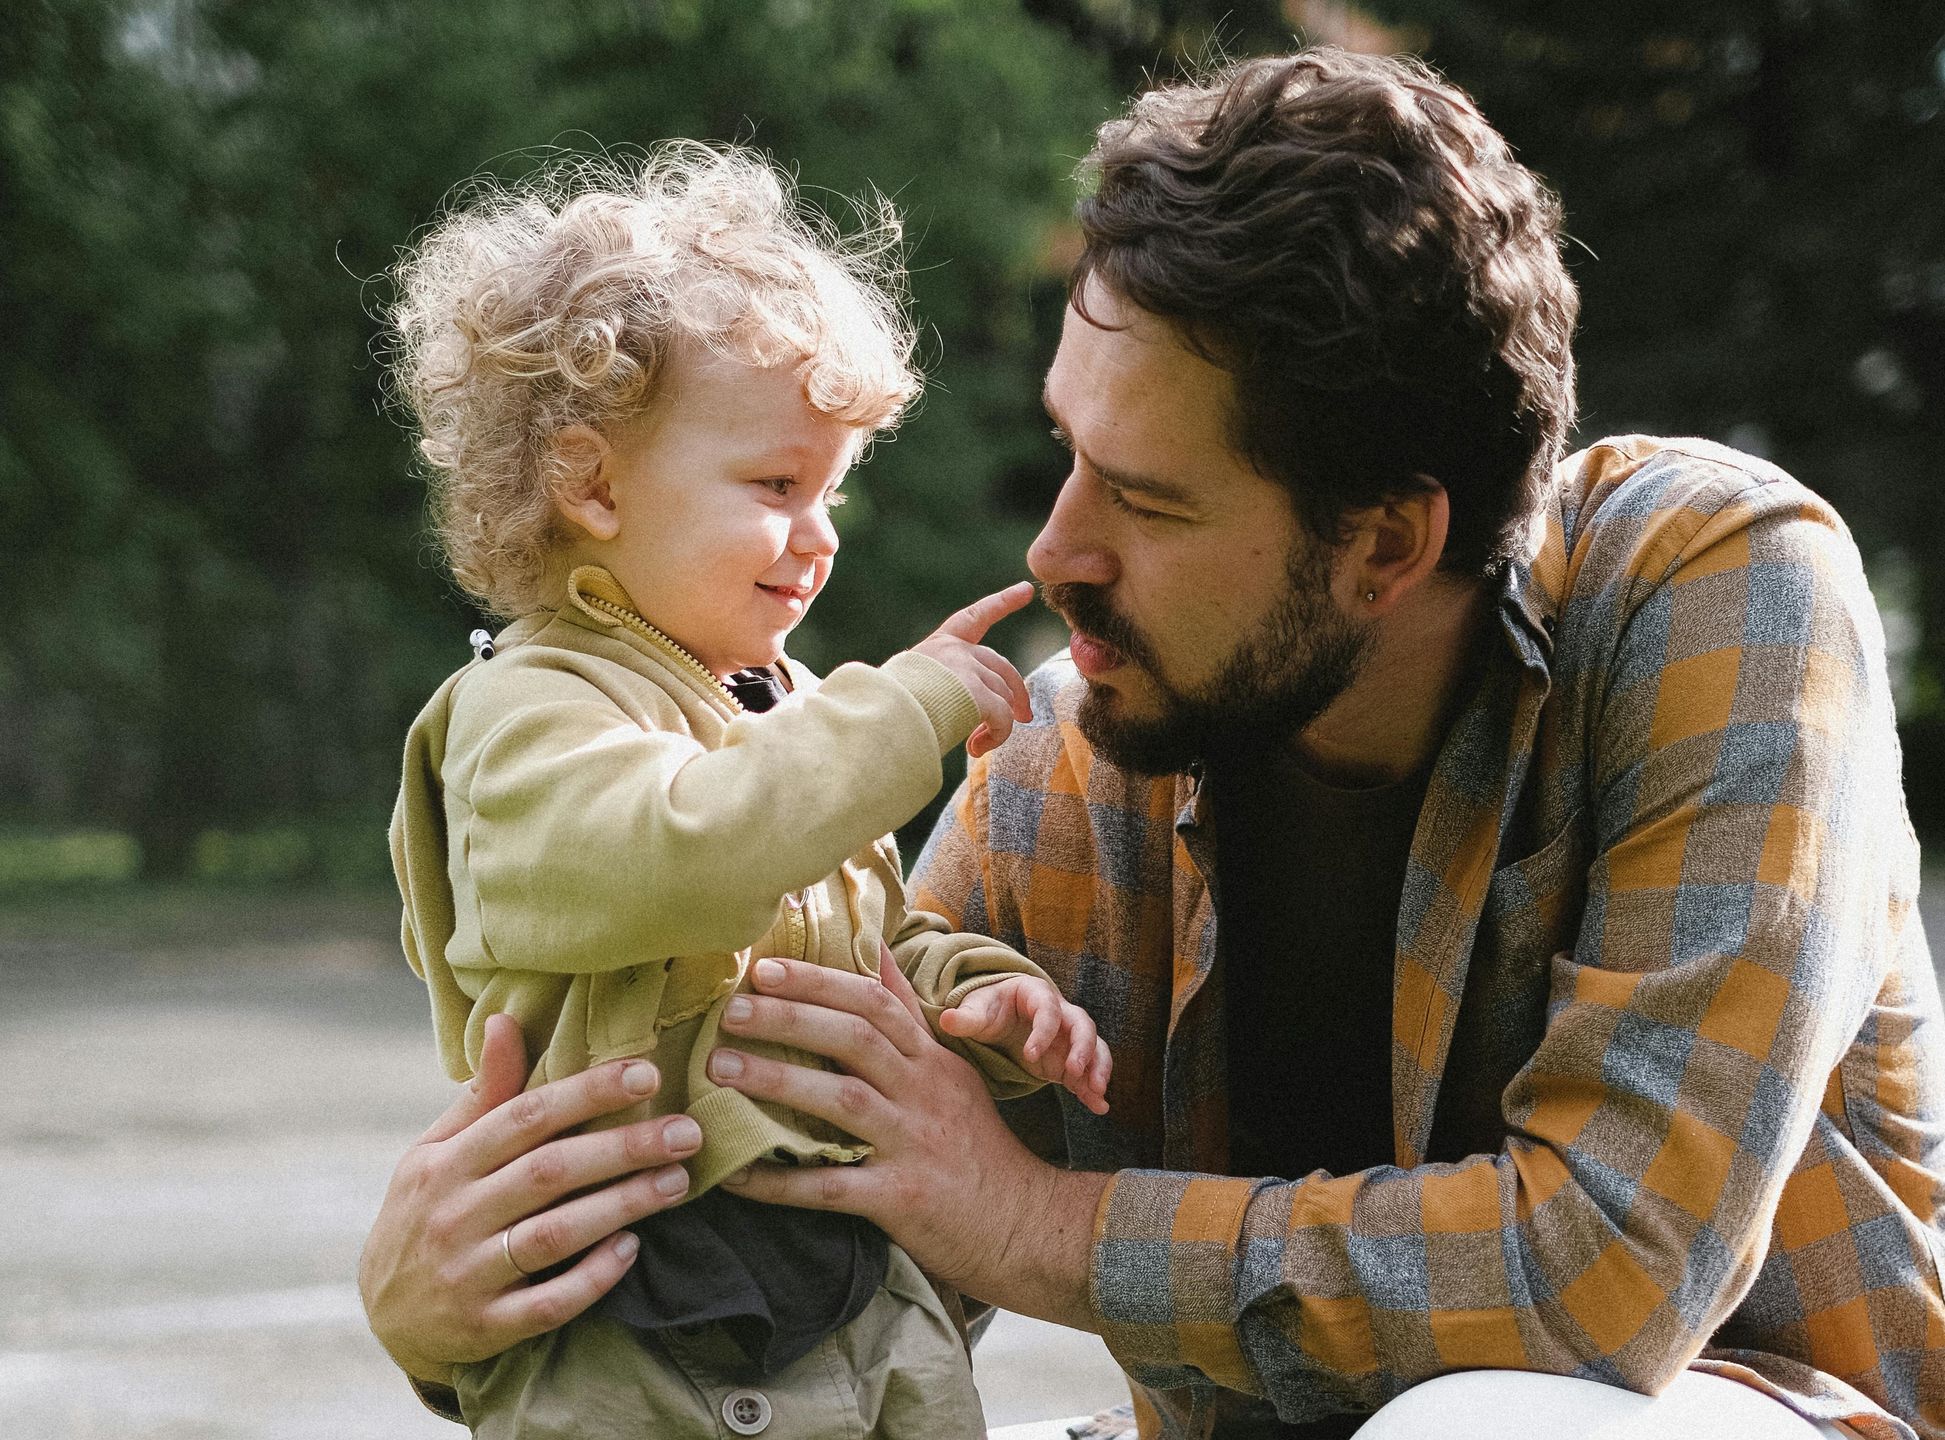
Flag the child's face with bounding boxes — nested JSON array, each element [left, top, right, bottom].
[[571, 345, 861, 678]]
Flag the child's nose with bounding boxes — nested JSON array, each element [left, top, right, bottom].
[[792, 504, 839, 558]]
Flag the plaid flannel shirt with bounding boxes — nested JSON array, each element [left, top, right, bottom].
[[912, 437, 1945, 1439]]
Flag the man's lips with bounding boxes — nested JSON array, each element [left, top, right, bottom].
[[1068, 630, 1125, 678]]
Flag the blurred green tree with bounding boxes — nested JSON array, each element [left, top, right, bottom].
[[6, 0, 1942, 874], [1344, 0, 1945, 810], [0, 0, 1113, 875]]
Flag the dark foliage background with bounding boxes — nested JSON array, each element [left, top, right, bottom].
[[2, 0, 1940, 884]]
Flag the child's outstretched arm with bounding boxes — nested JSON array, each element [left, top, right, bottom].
[[939, 976, 1112, 1115], [436, 583, 1038, 974]]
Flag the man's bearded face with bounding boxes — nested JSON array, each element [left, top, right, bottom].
[[1044, 538, 1372, 775]]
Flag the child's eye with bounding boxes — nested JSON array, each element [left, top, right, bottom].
[[759, 476, 794, 497]]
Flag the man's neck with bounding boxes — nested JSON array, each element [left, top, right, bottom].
[[1293, 574, 1492, 788]]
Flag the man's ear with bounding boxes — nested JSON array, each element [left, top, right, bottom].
[[1342, 478, 1449, 615], [550, 424, 620, 542]]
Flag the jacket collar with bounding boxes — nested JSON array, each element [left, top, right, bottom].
[[559, 565, 798, 709]]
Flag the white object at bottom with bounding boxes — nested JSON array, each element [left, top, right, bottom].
[[1352, 1369, 1854, 1439]]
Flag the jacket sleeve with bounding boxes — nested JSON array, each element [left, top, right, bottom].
[[889, 899, 1048, 1100], [460, 650, 978, 972], [1082, 475, 1909, 1410]]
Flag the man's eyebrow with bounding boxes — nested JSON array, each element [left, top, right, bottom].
[[1043, 388, 1198, 505]]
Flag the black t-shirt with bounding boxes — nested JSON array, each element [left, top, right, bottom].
[[1208, 748, 1429, 1437]]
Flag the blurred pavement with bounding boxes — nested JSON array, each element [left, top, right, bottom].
[[7, 876, 1944, 1440], [0, 891, 1126, 1439]]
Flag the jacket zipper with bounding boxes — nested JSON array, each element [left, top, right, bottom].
[[583, 589, 813, 958], [579, 594, 743, 713], [781, 891, 808, 961]]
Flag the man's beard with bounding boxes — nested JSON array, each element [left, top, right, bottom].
[[1044, 545, 1372, 777]]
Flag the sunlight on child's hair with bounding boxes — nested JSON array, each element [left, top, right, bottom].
[[385, 143, 920, 619]]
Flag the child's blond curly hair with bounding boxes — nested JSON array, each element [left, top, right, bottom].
[[388, 143, 919, 618]]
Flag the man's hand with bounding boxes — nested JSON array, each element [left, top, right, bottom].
[[912, 581, 1036, 758], [940, 976, 1113, 1115], [357, 1014, 700, 1385], [710, 945, 1110, 1328]]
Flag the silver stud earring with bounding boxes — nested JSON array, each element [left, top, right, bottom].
[[1363, 590, 1377, 603]]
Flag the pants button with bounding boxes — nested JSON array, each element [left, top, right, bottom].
[[722, 1387, 772, 1435]]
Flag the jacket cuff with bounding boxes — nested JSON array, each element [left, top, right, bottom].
[[1091, 1169, 1258, 1393], [881, 651, 981, 755]]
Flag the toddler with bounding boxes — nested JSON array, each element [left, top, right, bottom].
[[385, 145, 1109, 1440]]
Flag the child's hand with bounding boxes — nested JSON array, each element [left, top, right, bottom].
[[938, 975, 1112, 1114], [913, 582, 1036, 758]]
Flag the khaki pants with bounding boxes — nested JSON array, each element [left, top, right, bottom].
[[455, 1246, 986, 1439]]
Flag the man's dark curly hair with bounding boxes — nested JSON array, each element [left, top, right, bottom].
[[1073, 48, 1579, 576]]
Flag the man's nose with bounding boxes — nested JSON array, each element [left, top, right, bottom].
[[1027, 472, 1115, 588]]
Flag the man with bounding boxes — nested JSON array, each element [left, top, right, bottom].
[[360, 48, 1944, 1439]]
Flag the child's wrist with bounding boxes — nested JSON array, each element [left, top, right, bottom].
[[882, 650, 981, 752]]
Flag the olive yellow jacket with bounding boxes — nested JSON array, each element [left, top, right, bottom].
[[391, 566, 1044, 1195]]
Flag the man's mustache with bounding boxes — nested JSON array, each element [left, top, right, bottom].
[[1041, 582, 1154, 670]]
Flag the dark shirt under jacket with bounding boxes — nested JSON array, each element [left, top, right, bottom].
[[1210, 749, 1429, 1438]]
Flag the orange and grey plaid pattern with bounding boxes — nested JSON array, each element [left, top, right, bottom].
[[912, 438, 1945, 1439]]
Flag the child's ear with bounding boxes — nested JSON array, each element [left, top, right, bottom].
[[550, 424, 620, 541]]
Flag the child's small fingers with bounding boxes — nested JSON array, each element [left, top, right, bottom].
[[943, 992, 1003, 1040], [1023, 997, 1061, 1063], [1062, 1006, 1098, 1079], [998, 657, 1032, 722], [1090, 1038, 1114, 1096]]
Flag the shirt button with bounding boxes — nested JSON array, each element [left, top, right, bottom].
[[721, 1388, 772, 1435]]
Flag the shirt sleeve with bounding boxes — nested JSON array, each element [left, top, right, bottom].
[[460, 650, 978, 971], [1086, 475, 1909, 1411]]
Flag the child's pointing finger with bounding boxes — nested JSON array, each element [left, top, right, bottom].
[[934, 581, 1036, 644]]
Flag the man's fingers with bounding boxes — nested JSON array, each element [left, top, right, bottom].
[[722, 1158, 874, 1217], [478, 1228, 641, 1348], [496, 1158, 687, 1277], [708, 1044, 899, 1146], [418, 1012, 528, 1145], [720, 991, 910, 1093], [453, 1057, 661, 1177], [473, 1113, 700, 1234], [742, 954, 933, 1060], [935, 581, 1036, 644]]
